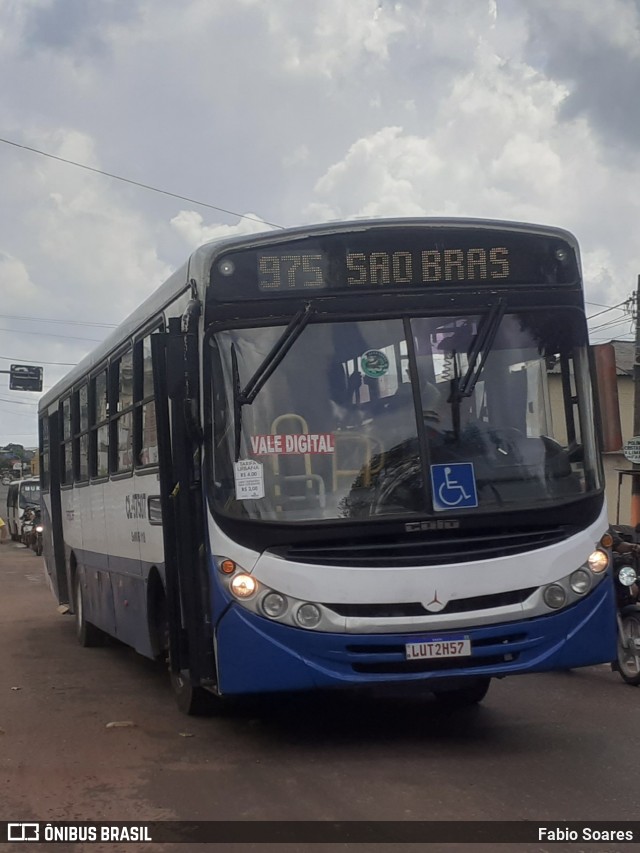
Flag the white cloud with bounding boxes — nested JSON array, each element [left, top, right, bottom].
[[0, 252, 40, 309], [24, 130, 172, 319], [263, 0, 407, 78], [170, 211, 275, 248]]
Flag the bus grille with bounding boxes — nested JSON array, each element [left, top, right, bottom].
[[273, 526, 568, 568], [325, 587, 537, 619]]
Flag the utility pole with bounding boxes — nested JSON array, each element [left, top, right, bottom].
[[632, 277, 640, 525]]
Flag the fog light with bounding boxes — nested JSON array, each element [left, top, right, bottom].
[[543, 584, 566, 609], [230, 574, 257, 599], [587, 549, 608, 573], [295, 603, 321, 628], [262, 592, 288, 618], [570, 569, 591, 595], [619, 565, 637, 587]]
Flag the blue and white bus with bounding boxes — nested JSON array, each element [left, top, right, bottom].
[[39, 218, 617, 714]]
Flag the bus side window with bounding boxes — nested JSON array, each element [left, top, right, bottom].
[[113, 348, 134, 473], [60, 396, 73, 485], [90, 369, 109, 479], [40, 415, 50, 492], [135, 332, 159, 467], [73, 384, 89, 483]]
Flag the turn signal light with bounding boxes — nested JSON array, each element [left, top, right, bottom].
[[600, 532, 613, 548], [220, 559, 236, 574]]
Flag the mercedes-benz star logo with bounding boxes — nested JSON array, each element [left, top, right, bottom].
[[424, 590, 447, 613]]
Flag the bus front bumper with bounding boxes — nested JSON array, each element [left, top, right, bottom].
[[214, 578, 617, 696]]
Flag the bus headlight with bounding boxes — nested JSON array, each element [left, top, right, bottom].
[[619, 565, 637, 587], [543, 584, 566, 609], [587, 549, 609, 573], [230, 574, 258, 599], [262, 592, 288, 618], [569, 569, 591, 595], [295, 604, 321, 629]]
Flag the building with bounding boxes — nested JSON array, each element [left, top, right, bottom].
[[597, 341, 635, 524]]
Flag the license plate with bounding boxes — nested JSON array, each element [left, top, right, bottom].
[[405, 636, 471, 660]]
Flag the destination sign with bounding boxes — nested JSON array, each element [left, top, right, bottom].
[[210, 226, 579, 300]]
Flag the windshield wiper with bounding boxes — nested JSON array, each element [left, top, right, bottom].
[[449, 298, 506, 436], [232, 302, 315, 460]]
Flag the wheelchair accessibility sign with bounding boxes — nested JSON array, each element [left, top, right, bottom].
[[431, 463, 478, 511]]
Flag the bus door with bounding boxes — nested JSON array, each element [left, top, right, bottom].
[[45, 411, 71, 605], [6, 482, 18, 540], [151, 313, 216, 696]]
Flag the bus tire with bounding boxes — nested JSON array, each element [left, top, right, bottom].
[[432, 677, 491, 708], [158, 606, 224, 716], [74, 573, 104, 648], [170, 668, 218, 716]]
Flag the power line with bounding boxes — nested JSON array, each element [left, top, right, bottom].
[[586, 300, 628, 321], [0, 313, 118, 329], [588, 316, 634, 335], [0, 136, 285, 230], [0, 409, 38, 420], [588, 314, 632, 329], [0, 356, 76, 366], [0, 397, 38, 407], [0, 327, 102, 343]]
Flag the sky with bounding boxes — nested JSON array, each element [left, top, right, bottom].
[[1, 0, 639, 446]]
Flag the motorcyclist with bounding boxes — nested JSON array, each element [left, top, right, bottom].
[[611, 530, 640, 557], [611, 528, 640, 599]]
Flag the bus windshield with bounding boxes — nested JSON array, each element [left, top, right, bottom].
[[210, 308, 600, 522]]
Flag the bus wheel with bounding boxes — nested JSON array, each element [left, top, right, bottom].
[[159, 612, 223, 716], [74, 574, 104, 648], [432, 677, 491, 708], [169, 668, 219, 716]]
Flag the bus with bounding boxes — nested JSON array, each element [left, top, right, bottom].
[[38, 218, 617, 714], [6, 477, 41, 541]]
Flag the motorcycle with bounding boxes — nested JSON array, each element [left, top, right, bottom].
[[20, 504, 37, 547], [30, 508, 43, 556], [610, 525, 640, 685]]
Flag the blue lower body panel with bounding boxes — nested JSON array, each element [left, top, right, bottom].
[[215, 579, 617, 696]]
